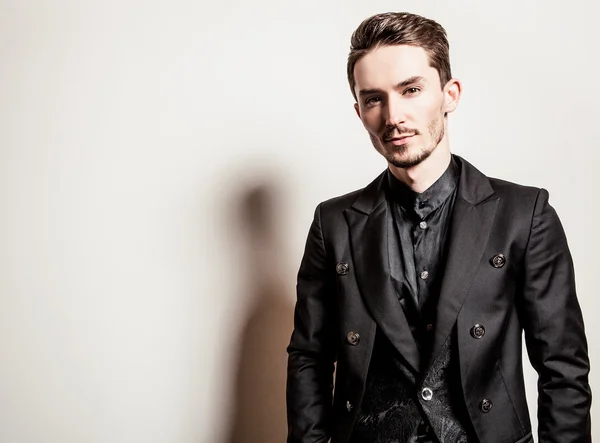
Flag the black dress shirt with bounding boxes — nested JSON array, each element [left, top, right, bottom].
[[386, 157, 460, 356]]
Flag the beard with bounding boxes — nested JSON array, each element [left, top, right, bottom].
[[371, 114, 445, 169]]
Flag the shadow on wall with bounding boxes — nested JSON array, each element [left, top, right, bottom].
[[224, 180, 295, 443]]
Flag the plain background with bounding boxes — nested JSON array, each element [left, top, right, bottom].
[[1, 1, 598, 442]]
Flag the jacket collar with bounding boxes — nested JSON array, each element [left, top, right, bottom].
[[350, 155, 495, 214]]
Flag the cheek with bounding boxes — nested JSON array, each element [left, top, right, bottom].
[[361, 110, 383, 133], [415, 101, 444, 127]]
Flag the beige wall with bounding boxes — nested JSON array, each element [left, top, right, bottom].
[[0, 1, 598, 441]]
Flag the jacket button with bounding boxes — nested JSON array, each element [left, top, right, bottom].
[[336, 262, 349, 275], [346, 331, 360, 346], [479, 398, 493, 413], [490, 254, 506, 268], [421, 387, 433, 401], [470, 324, 485, 339], [346, 400, 353, 412]]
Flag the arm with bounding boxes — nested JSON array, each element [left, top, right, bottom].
[[520, 189, 591, 442], [286, 204, 338, 443]]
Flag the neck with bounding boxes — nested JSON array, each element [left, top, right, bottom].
[[388, 143, 452, 194]]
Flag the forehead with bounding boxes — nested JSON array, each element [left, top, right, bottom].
[[353, 45, 439, 91]]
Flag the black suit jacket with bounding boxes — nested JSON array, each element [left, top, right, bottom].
[[286, 156, 591, 443]]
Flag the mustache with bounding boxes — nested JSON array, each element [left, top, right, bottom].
[[383, 126, 420, 141]]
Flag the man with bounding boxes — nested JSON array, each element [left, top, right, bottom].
[[286, 11, 592, 443]]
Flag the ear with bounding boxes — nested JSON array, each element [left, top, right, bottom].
[[354, 102, 361, 119], [443, 78, 462, 114]]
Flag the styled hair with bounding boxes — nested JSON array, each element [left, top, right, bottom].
[[347, 12, 452, 100]]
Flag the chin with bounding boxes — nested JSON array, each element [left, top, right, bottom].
[[387, 147, 433, 169]]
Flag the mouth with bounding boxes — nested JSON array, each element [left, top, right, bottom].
[[384, 134, 415, 145]]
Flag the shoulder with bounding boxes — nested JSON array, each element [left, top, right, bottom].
[[456, 155, 545, 207], [315, 170, 387, 219], [488, 176, 544, 202], [485, 179, 556, 240], [318, 188, 363, 217], [487, 177, 550, 231]]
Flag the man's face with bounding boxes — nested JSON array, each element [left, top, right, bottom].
[[353, 45, 458, 169]]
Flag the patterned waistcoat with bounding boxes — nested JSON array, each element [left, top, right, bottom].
[[348, 329, 477, 443]]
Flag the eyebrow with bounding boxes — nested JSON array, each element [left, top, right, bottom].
[[358, 76, 427, 97]]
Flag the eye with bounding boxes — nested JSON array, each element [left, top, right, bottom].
[[404, 87, 421, 95], [364, 96, 381, 106]]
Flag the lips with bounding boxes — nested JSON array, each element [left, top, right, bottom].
[[385, 134, 415, 142]]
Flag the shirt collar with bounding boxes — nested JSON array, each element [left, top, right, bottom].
[[387, 156, 460, 220]]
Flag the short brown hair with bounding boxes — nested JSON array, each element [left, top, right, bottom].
[[347, 12, 452, 100]]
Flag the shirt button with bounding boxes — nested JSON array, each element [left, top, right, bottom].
[[421, 387, 433, 401], [420, 270, 429, 280], [419, 221, 428, 230]]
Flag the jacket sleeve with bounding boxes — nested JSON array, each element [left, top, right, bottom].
[[286, 204, 338, 443], [520, 188, 591, 442]]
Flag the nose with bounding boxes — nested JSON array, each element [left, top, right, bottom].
[[383, 96, 406, 127]]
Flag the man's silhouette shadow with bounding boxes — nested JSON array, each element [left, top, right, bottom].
[[225, 182, 294, 443]]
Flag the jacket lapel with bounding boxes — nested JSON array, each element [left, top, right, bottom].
[[344, 172, 420, 374], [427, 156, 499, 367]]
